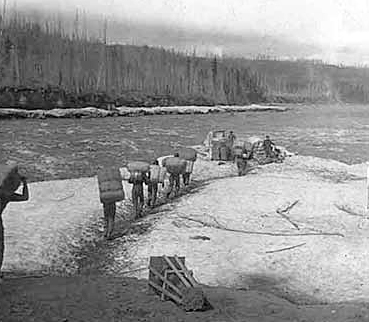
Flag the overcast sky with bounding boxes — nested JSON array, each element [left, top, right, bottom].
[[8, 0, 369, 65]]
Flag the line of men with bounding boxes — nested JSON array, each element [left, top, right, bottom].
[[102, 152, 190, 240], [102, 133, 277, 239], [0, 151, 191, 282], [0, 135, 276, 279]]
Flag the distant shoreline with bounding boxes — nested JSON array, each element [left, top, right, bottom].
[[0, 104, 289, 119]]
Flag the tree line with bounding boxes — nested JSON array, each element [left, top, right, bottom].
[[1, 11, 369, 109], [0, 13, 266, 109]]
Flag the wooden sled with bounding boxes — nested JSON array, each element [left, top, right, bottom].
[[148, 255, 208, 311]]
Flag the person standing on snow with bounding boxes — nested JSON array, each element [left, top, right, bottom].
[[129, 170, 149, 218], [263, 135, 275, 158], [235, 152, 248, 176], [147, 160, 159, 208], [0, 176, 29, 283], [166, 153, 181, 198], [228, 131, 236, 146]]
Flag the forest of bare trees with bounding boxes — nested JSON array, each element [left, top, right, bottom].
[[0, 12, 267, 109], [1, 9, 369, 109]]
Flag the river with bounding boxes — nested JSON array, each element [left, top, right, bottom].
[[1, 104, 369, 182]]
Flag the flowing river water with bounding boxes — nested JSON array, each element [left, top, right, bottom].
[[1, 104, 369, 182]]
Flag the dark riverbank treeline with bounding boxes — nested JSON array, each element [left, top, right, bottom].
[[1, 12, 369, 109], [0, 14, 267, 109]]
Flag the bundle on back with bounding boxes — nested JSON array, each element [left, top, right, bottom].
[[233, 140, 246, 149], [127, 161, 150, 173], [127, 161, 150, 184], [97, 168, 125, 203], [233, 147, 244, 157], [149, 165, 167, 183], [130, 171, 144, 183], [0, 164, 21, 195], [164, 157, 187, 174], [178, 148, 197, 162]]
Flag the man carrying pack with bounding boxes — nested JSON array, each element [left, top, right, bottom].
[[97, 167, 125, 240], [263, 135, 275, 158], [0, 175, 29, 283], [147, 160, 159, 208], [235, 148, 250, 176], [166, 153, 181, 198], [129, 170, 149, 218]]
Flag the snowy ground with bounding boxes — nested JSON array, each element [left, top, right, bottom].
[[118, 154, 369, 304], [2, 176, 154, 275], [3, 149, 369, 304], [1, 149, 235, 276]]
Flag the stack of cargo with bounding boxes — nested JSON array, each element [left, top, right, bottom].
[[178, 148, 197, 174], [219, 139, 229, 161], [210, 130, 224, 161], [246, 137, 267, 164], [127, 161, 150, 183], [213, 130, 226, 140], [163, 157, 187, 175], [0, 164, 21, 196], [209, 130, 232, 161], [253, 142, 267, 164], [210, 140, 221, 161], [97, 167, 125, 204]]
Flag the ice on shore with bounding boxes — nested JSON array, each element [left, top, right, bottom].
[[3, 151, 369, 304]]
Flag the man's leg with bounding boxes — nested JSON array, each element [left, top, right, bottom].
[[106, 203, 116, 239], [182, 174, 186, 186], [183, 173, 189, 186], [241, 160, 247, 175], [103, 203, 109, 237], [132, 185, 139, 218], [236, 157, 242, 176], [152, 183, 158, 206], [167, 175, 174, 198], [0, 218, 4, 282], [138, 185, 144, 216], [175, 175, 180, 194], [147, 184, 153, 206]]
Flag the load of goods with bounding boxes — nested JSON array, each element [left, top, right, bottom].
[[203, 130, 292, 165]]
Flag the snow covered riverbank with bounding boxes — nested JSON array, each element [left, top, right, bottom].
[[116, 155, 369, 304], [0, 104, 288, 119], [1, 152, 236, 275], [3, 150, 369, 304]]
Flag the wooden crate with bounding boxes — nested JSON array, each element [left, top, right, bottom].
[[147, 255, 209, 311], [148, 256, 185, 295]]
